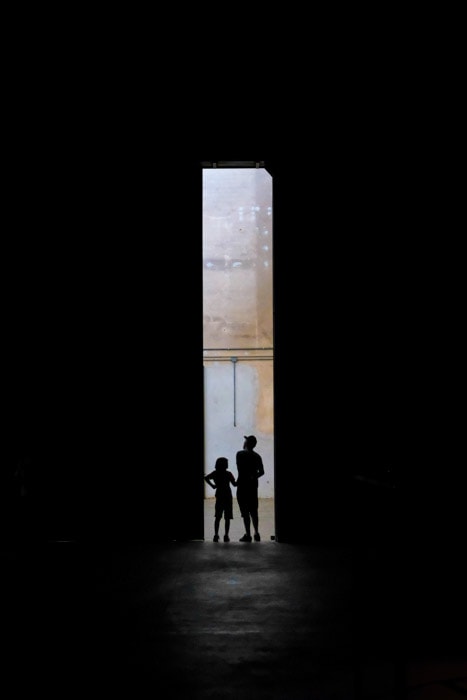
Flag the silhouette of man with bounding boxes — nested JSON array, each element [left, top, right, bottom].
[[236, 435, 265, 542]]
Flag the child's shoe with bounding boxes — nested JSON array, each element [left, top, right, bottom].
[[213, 535, 219, 542], [223, 535, 230, 542]]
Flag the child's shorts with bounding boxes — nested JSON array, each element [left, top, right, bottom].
[[215, 498, 233, 520]]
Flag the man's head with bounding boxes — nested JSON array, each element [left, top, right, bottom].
[[244, 435, 257, 449]]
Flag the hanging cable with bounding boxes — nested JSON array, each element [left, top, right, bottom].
[[231, 357, 238, 426]]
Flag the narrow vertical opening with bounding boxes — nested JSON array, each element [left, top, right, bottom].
[[202, 164, 275, 541]]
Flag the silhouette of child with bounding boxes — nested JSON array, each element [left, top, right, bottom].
[[204, 457, 237, 542]]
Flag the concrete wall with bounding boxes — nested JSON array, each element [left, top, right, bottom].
[[204, 359, 274, 497], [203, 168, 274, 498]]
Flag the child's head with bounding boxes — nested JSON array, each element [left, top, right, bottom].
[[215, 457, 228, 471]]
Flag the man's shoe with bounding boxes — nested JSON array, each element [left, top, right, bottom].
[[223, 535, 230, 542], [213, 535, 219, 542], [254, 533, 261, 542], [239, 534, 252, 542]]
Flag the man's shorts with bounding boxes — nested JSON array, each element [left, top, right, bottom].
[[236, 488, 258, 518]]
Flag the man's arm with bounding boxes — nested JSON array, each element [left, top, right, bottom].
[[257, 456, 265, 479]]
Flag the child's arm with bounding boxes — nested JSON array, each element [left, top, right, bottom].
[[204, 473, 216, 490]]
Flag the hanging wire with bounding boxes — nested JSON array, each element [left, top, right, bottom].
[[231, 357, 238, 426]]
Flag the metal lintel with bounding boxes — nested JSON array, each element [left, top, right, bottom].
[[201, 161, 265, 169]]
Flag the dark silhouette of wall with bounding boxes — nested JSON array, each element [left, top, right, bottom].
[[5, 134, 204, 544], [270, 141, 463, 550]]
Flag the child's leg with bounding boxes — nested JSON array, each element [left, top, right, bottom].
[[214, 516, 220, 536], [225, 518, 230, 536]]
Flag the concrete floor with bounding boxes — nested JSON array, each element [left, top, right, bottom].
[[3, 534, 467, 699]]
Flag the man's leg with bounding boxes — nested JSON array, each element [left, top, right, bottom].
[[251, 511, 260, 540], [238, 493, 252, 541], [242, 513, 251, 537]]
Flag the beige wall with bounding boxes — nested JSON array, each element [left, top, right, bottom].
[[203, 168, 274, 496]]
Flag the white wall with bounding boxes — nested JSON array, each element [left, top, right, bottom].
[[204, 361, 274, 498], [203, 166, 274, 500]]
